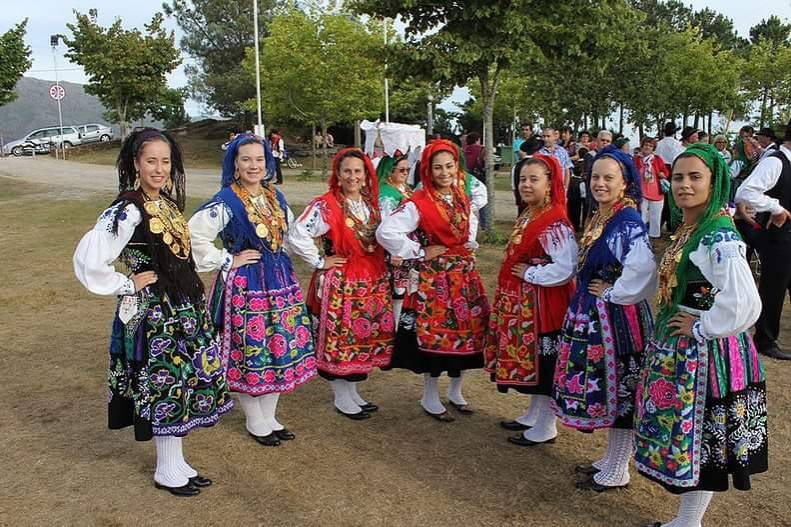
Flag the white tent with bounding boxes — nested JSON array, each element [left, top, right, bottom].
[[360, 120, 425, 158]]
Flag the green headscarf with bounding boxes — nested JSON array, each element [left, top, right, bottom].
[[657, 142, 737, 327], [377, 153, 410, 206]]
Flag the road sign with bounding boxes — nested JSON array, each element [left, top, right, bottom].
[[49, 84, 65, 101]]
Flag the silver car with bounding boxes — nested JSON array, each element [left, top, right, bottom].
[[75, 123, 113, 144], [3, 126, 83, 156]]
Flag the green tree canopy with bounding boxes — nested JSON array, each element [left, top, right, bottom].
[[0, 19, 32, 108], [163, 0, 281, 125], [65, 10, 182, 137]]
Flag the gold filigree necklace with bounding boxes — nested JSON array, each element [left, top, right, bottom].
[[142, 194, 191, 259], [232, 182, 287, 251], [656, 221, 698, 307]]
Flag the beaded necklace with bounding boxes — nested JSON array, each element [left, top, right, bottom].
[[432, 188, 469, 240], [342, 195, 378, 253], [656, 221, 698, 308], [506, 202, 550, 257], [232, 181, 287, 251], [142, 194, 191, 259]]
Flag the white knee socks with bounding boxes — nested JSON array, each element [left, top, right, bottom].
[[153, 436, 190, 487], [592, 429, 632, 487], [421, 374, 446, 414], [236, 393, 273, 436], [592, 431, 617, 470], [258, 392, 283, 431], [446, 373, 467, 406], [662, 491, 714, 527], [332, 379, 363, 414], [514, 396, 542, 427], [521, 395, 557, 442], [392, 298, 404, 331], [348, 382, 369, 407]]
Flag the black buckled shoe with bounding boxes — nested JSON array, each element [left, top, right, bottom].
[[249, 432, 281, 446], [359, 403, 379, 413], [273, 428, 296, 441], [423, 409, 455, 422], [574, 463, 601, 476], [448, 401, 474, 414], [500, 420, 531, 431], [154, 481, 201, 497], [188, 475, 212, 488], [336, 408, 371, 420], [575, 478, 628, 492], [507, 434, 556, 446]]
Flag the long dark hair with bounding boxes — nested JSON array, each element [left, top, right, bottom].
[[116, 128, 187, 211]]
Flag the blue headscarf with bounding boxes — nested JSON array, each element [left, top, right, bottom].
[[592, 144, 642, 205], [220, 134, 277, 188]]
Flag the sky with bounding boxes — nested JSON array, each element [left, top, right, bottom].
[[3, 0, 791, 118]]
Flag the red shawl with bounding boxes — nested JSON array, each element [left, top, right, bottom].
[[408, 139, 472, 253], [499, 154, 574, 333], [312, 148, 386, 279]]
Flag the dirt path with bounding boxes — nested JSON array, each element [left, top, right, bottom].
[[0, 157, 519, 219]]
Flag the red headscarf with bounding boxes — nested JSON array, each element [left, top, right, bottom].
[[409, 139, 471, 249], [313, 147, 384, 278]]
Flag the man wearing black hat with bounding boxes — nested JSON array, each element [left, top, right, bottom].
[[680, 126, 700, 146], [735, 120, 791, 360], [756, 127, 779, 161]]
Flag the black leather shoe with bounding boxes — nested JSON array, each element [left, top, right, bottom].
[[759, 344, 791, 361], [273, 428, 296, 441], [574, 463, 601, 476], [336, 408, 371, 420], [360, 403, 379, 413], [640, 523, 661, 527], [575, 478, 628, 492], [154, 482, 201, 497], [249, 432, 281, 446], [423, 409, 455, 422], [507, 434, 556, 446], [500, 420, 531, 431], [449, 401, 474, 414], [188, 475, 212, 488]]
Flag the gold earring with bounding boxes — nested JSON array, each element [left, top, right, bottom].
[[133, 171, 141, 190]]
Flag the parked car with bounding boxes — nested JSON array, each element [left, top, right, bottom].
[[74, 123, 113, 144], [3, 126, 82, 156]]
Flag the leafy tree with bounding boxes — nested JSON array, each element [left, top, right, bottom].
[[65, 10, 181, 138], [0, 19, 32, 108], [245, 8, 383, 169], [163, 0, 281, 125], [350, 0, 629, 231], [750, 15, 791, 48], [148, 87, 191, 129]]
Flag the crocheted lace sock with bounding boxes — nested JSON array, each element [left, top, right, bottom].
[[661, 491, 714, 527], [592, 433, 616, 470], [421, 374, 447, 415], [521, 396, 557, 442], [592, 429, 632, 487], [392, 298, 404, 331], [153, 436, 190, 487], [349, 382, 369, 407], [258, 392, 284, 431], [332, 379, 363, 414], [237, 393, 272, 436], [446, 372, 468, 406]]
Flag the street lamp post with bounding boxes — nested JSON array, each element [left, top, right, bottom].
[[252, 0, 265, 138], [51, 34, 65, 160]]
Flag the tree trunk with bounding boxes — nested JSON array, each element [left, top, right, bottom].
[[618, 103, 624, 135], [321, 121, 329, 180], [693, 113, 700, 129], [480, 66, 502, 232], [638, 123, 644, 141], [311, 122, 317, 170], [354, 120, 361, 149], [708, 113, 713, 136], [601, 115, 607, 131], [760, 88, 768, 128]]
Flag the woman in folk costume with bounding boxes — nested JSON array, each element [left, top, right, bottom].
[[377, 151, 414, 326], [551, 145, 657, 492], [485, 154, 577, 445], [635, 144, 767, 527], [376, 139, 490, 422], [189, 135, 317, 447], [73, 128, 232, 497], [289, 148, 394, 420]]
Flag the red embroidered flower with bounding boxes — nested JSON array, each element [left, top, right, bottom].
[[232, 314, 244, 328], [379, 311, 394, 333], [263, 370, 276, 383], [648, 378, 678, 410], [227, 368, 241, 381], [270, 334, 287, 358], [231, 294, 245, 308], [453, 298, 470, 322], [352, 318, 372, 339], [230, 349, 243, 362], [246, 315, 266, 341], [588, 344, 604, 362], [295, 326, 311, 348], [587, 403, 607, 418], [249, 297, 268, 311], [245, 372, 260, 385], [233, 275, 247, 288], [283, 368, 294, 382]]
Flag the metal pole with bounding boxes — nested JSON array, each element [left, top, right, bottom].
[[253, 0, 264, 137], [53, 41, 65, 160], [383, 19, 389, 123]]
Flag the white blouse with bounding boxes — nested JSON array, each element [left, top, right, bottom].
[[600, 222, 658, 305], [686, 233, 761, 340], [73, 203, 139, 296], [288, 198, 373, 270], [188, 201, 296, 273], [523, 222, 579, 287]]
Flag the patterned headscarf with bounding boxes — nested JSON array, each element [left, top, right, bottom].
[[592, 145, 642, 205], [220, 134, 277, 188]]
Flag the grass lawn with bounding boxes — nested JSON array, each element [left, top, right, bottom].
[[1, 175, 788, 526]]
